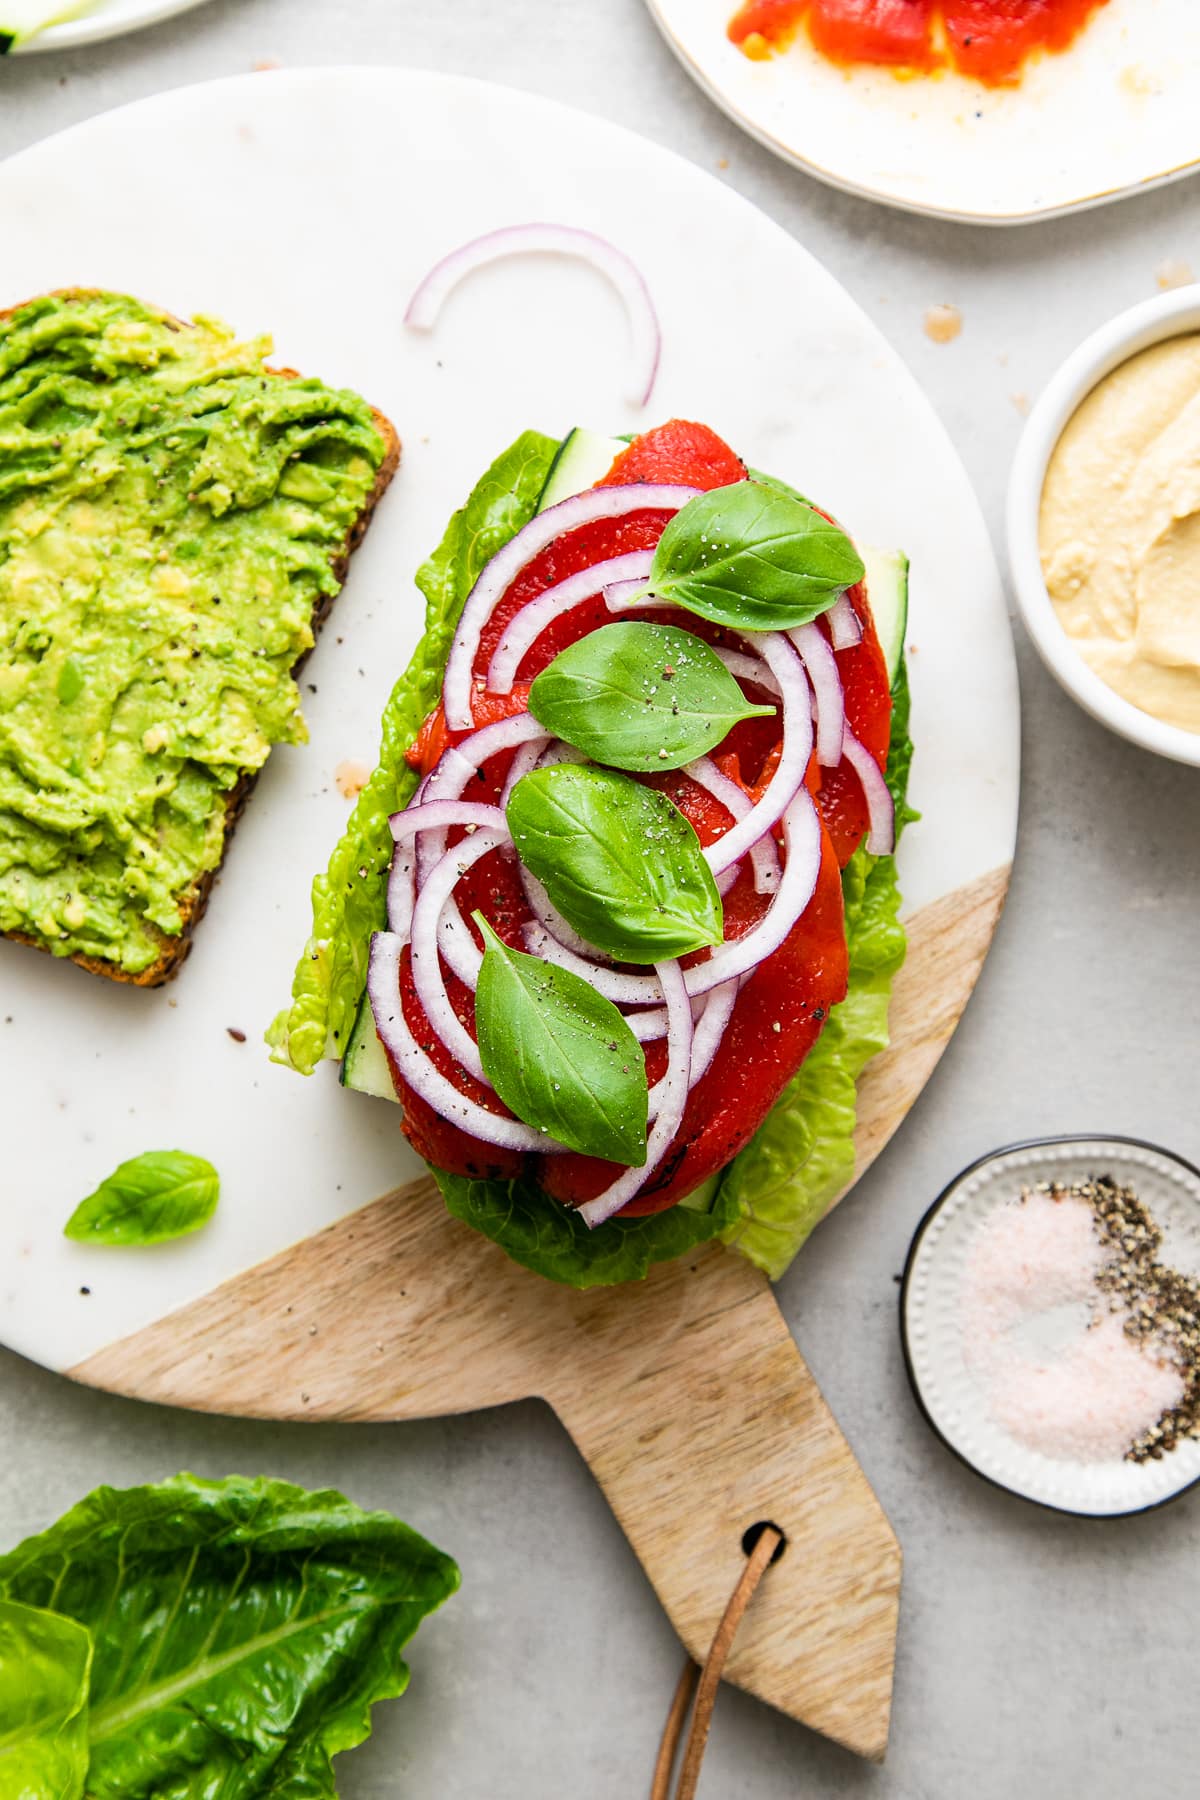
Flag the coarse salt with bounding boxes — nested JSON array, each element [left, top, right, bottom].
[[962, 1190, 1185, 1465]]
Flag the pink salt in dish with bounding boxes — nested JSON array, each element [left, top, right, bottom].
[[901, 1136, 1200, 1516], [962, 1188, 1185, 1465]]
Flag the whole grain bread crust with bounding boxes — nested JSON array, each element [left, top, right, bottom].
[[1, 290, 400, 987]]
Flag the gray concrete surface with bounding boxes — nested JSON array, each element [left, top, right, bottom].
[[2, 3, 1199, 1794]]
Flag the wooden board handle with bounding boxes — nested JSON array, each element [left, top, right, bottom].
[[541, 1246, 901, 1762]]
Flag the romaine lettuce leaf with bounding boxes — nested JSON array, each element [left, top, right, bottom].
[[0, 1599, 91, 1800], [434, 1165, 736, 1288], [719, 659, 914, 1277], [0, 1474, 459, 1800], [268, 430, 560, 1073]]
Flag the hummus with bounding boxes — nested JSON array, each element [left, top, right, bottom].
[[1040, 333, 1200, 737]]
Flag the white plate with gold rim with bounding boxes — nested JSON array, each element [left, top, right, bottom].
[[646, 0, 1200, 224]]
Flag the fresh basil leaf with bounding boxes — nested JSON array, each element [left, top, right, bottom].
[[0, 1599, 91, 1800], [528, 622, 773, 773], [638, 480, 864, 631], [507, 764, 723, 963], [474, 914, 648, 1164], [0, 1474, 459, 1800], [63, 1150, 219, 1247], [434, 1164, 737, 1287]]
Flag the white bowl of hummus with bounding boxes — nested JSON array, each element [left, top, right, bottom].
[[1008, 287, 1200, 767]]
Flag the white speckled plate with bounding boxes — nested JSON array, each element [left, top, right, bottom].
[[646, 0, 1200, 223], [13, 0, 209, 54], [902, 1137, 1200, 1515], [0, 68, 1017, 1381]]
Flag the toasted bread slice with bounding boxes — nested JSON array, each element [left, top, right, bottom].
[[0, 291, 400, 987]]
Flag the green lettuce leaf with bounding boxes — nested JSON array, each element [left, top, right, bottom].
[[0, 1474, 459, 1800], [267, 430, 560, 1073], [434, 1166, 735, 1288], [0, 1599, 91, 1800], [719, 659, 914, 1278]]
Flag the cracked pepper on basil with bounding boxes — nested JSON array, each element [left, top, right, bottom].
[[0, 291, 386, 975]]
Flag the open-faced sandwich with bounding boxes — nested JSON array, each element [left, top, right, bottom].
[[0, 290, 398, 985], [270, 419, 914, 1285]]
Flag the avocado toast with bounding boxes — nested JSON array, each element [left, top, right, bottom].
[[0, 290, 399, 985]]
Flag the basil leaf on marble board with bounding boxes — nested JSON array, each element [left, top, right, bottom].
[[528, 621, 774, 773], [506, 764, 723, 963], [63, 1150, 219, 1247], [635, 480, 864, 631], [473, 914, 648, 1164]]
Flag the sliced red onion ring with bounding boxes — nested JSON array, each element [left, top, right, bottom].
[[701, 633, 813, 880], [487, 551, 654, 695], [409, 827, 510, 1084], [686, 756, 780, 896], [790, 622, 845, 768], [417, 715, 548, 882], [498, 735, 549, 810], [603, 576, 665, 613], [841, 727, 896, 855], [404, 223, 663, 408], [444, 481, 697, 729], [387, 842, 417, 940], [367, 932, 565, 1154], [643, 976, 739, 1106], [389, 799, 508, 841], [522, 923, 663, 1006], [712, 647, 781, 695], [579, 959, 693, 1227], [519, 865, 616, 966], [828, 593, 863, 650], [683, 787, 822, 999]]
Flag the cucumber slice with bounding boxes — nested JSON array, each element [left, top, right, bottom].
[[676, 1172, 721, 1215], [860, 546, 909, 686], [341, 990, 399, 1103], [537, 428, 625, 512]]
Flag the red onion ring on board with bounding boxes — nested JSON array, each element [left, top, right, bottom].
[[789, 622, 845, 768], [367, 932, 566, 1154], [841, 727, 896, 855], [686, 756, 781, 896], [444, 482, 698, 729], [712, 647, 781, 695], [683, 787, 823, 999], [700, 633, 813, 879], [408, 827, 511, 1084], [579, 958, 694, 1227], [404, 223, 663, 408], [486, 551, 654, 695]]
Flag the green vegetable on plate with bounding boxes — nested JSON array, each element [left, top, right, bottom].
[[63, 1150, 220, 1247]]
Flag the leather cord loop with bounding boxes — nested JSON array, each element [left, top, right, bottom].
[[650, 1525, 783, 1800]]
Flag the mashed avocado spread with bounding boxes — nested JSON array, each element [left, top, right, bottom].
[[0, 291, 385, 975]]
